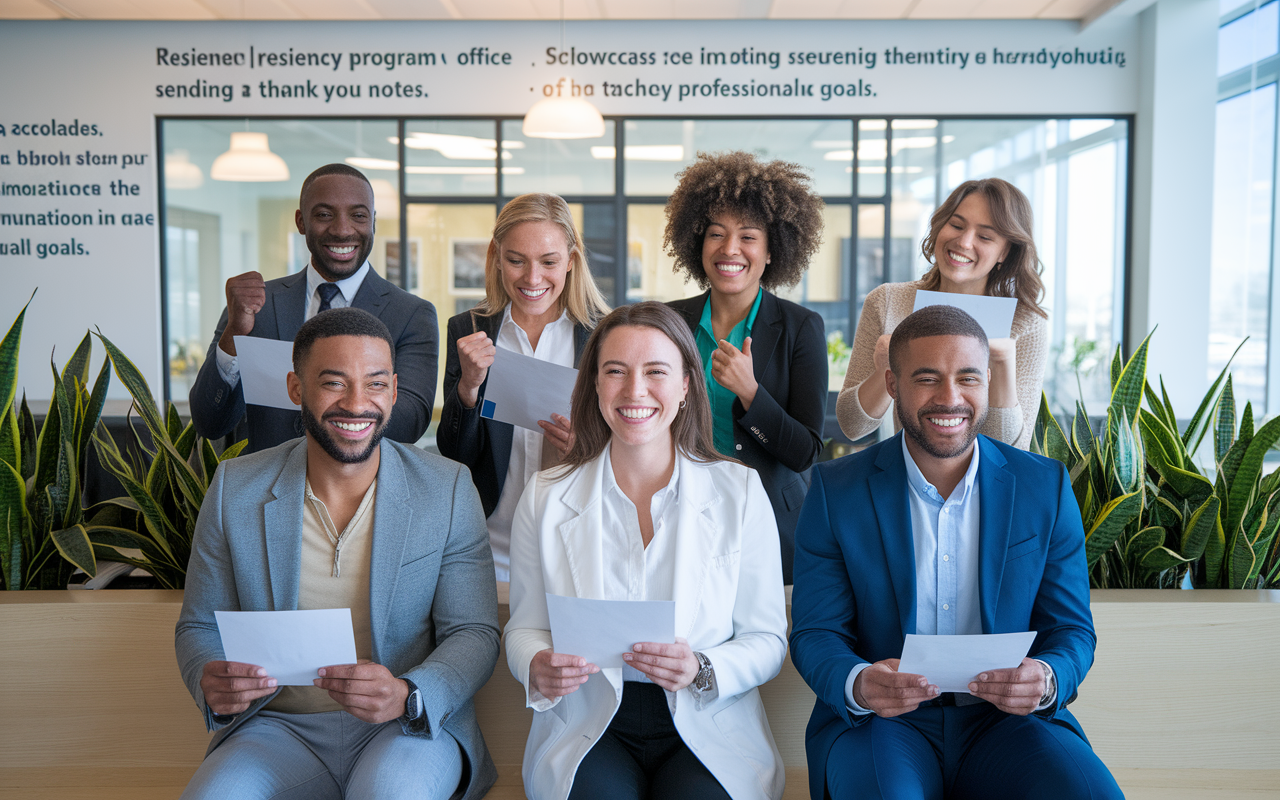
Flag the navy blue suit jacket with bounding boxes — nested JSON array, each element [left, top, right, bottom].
[[789, 434, 1096, 800], [189, 268, 438, 453]]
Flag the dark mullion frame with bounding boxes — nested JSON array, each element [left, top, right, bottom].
[[613, 119, 628, 308], [397, 119, 408, 291], [156, 116, 172, 408], [883, 120, 893, 287], [848, 118, 861, 346]]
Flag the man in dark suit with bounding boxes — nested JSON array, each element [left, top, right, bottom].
[[789, 305, 1122, 799], [177, 308, 497, 799], [189, 163, 437, 453]]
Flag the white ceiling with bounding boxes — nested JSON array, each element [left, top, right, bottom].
[[0, 0, 1123, 22]]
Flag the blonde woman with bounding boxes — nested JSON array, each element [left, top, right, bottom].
[[438, 193, 610, 580]]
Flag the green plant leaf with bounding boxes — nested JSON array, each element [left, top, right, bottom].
[[0, 291, 34, 420], [1223, 414, 1280, 539], [95, 331, 165, 442], [1184, 338, 1247, 453], [200, 439, 219, 484], [1226, 535, 1258, 589], [1125, 525, 1165, 559], [60, 331, 92, 400], [1181, 495, 1221, 561], [17, 396, 35, 481], [1085, 490, 1143, 567], [219, 439, 248, 462], [1215, 376, 1236, 463], [1108, 409, 1143, 495], [1033, 393, 1072, 465], [78, 355, 110, 463], [173, 417, 198, 463], [1138, 409, 1185, 475], [1158, 378, 1180, 436], [0, 458, 27, 590], [0, 405, 18, 474], [1072, 403, 1096, 460], [50, 523, 96, 577], [1109, 344, 1123, 392], [1140, 545, 1192, 575], [166, 403, 181, 446], [1109, 331, 1153, 430]]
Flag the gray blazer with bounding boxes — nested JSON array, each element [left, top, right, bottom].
[[188, 268, 439, 453], [176, 438, 499, 800]]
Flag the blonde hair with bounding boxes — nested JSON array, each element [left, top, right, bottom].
[[473, 193, 610, 326]]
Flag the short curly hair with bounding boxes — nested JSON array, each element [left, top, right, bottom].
[[662, 151, 825, 291]]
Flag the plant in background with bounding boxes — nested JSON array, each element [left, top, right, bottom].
[[90, 333, 245, 590], [1033, 334, 1280, 589], [826, 330, 851, 383], [0, 294, 125, 589]]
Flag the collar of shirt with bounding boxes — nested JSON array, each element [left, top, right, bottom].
[[601, 441, 681, 515], [497, 303, 573, 355], [306, 261, 371, 316], [900, 430, 981, 507], [695, 287, 764, 346]]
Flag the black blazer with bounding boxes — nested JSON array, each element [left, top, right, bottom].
[[189, 268, 439, 453], [438, 309, 591, 517], [668, 291, 827, 583]]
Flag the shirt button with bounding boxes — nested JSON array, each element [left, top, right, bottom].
[[735, 444, 742, 451], [943, 604, 950, 610], [943, 555, 950, 562]]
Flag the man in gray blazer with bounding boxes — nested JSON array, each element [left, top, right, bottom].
[[188, 163, 438, 453], [176, 307, 498, 800]]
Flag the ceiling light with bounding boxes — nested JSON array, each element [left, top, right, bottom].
[[590, 145, 684, 161], [346, 157, 399, 170], [165, 149, 203, 190], [211, 132, 289, 182], [891, 119, 939, 130], [523, 96, 606, 139]]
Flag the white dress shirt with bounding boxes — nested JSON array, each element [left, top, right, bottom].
[[486, 305, 576, 581], [845, 435, 1054, 713], [214, 261, 372, 387]]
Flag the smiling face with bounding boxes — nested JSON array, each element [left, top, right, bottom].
[[296, 174, 376, 282], [288, 334, 397, 466], [932, 192, 1010, 296], [595, 324, 689, 457], [701, 212, 769, 300], [887, 334, 989, 463], [496, 220, 573, 330]]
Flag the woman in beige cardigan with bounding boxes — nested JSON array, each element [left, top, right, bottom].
[[836, 178, 1048, 449]]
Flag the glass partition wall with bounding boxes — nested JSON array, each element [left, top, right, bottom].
[[161, 114, 1130, 442]]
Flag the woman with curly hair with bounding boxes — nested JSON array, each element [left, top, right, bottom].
[[663, 151, 828, 584], [835, 178, 1048, 450]]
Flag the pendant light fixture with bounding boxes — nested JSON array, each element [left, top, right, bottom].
[[211, 128, 290, 182], [522, 0, 605, 139], [164, 149, 204, 189]]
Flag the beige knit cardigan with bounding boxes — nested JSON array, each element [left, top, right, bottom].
[[835, 281, 1048, 450]]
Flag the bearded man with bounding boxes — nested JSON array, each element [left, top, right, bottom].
[[789, 304, 1122, 800], [176, 307, 497, 800]]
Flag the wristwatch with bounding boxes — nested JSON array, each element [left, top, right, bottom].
[[1035, 660, 1057, 708], [402, 678, 423, 722], [692, 651, 715, 695]]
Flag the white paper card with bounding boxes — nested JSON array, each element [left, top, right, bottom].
[[545, 594, 676, 670], [912, 290, 1018, 340], [480, 347, 578, 433], [897, 631, 1037, 693], [233, 336, 298, 411], [215, 608, 358, 685]]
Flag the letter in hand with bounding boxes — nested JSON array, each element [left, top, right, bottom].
[[537, 413, 574, 458], [968, 657, 1045, 716], [313, 659, 410, 724], [200, 660, 278, 716], [455, 330, 497, 409], [529, 648, 599, 699], [217, 271, 267, 357], [622, 636, 699, 692], [853, 658, 939, 718]]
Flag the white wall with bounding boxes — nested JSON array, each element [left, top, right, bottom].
[[0, 18, 1141, 403]]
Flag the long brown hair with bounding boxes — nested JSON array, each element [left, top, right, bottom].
[[473, 192, 610, 326], [919, 178, 1047, 319], [553, 302, 728, 475]]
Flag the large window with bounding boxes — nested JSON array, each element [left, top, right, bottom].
[[1211, 0, 1280, 410], [160, 114, 1131, 440]]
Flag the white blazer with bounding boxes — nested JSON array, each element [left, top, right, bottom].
[[504, 449, 789, 800]]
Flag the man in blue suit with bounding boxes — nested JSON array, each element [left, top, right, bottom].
[[789, 305, 1121, 800], [176, 307, 498, 800]]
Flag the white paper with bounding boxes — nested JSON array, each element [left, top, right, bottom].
[[897, 631, 1037, 693], [545, 594, 676, 670], [480, 347, 578, 433], [912, 290, 1018, 340], [215, 608, 358, 685], [233, 336, 298, 411]]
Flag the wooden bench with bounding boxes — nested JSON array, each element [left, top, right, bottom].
[[1, 587, 1275, 799]]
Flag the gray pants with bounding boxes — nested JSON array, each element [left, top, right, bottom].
[[180, 710, 463, 800]]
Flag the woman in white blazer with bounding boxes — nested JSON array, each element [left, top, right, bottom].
[[505, 302, 789, 800]]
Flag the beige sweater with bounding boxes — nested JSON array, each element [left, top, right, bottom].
[[835, 281, 1048, 450]]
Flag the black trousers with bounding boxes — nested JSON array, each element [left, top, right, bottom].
[[567, 682, 731, 800]]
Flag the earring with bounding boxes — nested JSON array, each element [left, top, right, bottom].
[[679, 400, 686, 409]]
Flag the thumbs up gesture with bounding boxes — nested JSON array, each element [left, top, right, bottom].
[[710, 336, 758, 410]]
